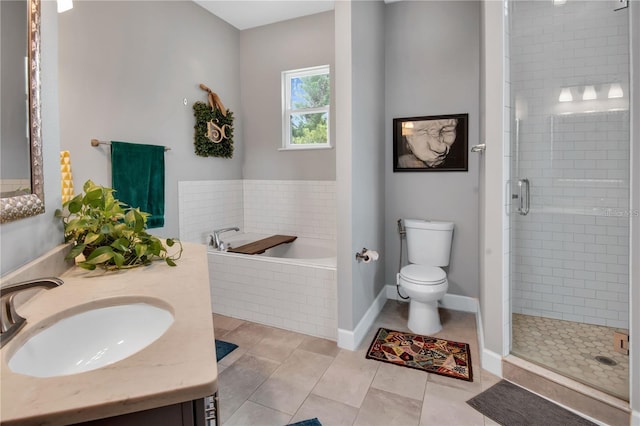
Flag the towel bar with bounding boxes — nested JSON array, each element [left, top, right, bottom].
[[90, 139, 171, 151]]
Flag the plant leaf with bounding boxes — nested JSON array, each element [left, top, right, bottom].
[[135, 244, 147, 258], [100, 224, 114, 235], [84, 232, 102, 245], [147, 238, 163, 256], [85, 246, 115, 264], [110, 237, 130, 252], [165, 258, 176, 267], [112, 251, 125, 268], [77, 262, 97, 271], [67, 243, 86, 259], [83, 180, 95, 192], [67, 199, 83, 214], [132, 209, 145, 233]]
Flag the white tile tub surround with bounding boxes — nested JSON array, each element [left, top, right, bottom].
[[208, 249, 337, 340], [509, 1, 630, 329], [178, 180, 244, 244], [178, 179, 336, 243], [243, 180, 336, 240]]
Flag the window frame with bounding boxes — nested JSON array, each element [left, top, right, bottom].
[[281, 65, 331, 151]]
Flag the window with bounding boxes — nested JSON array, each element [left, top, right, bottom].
[[281, 65, 331, 150]]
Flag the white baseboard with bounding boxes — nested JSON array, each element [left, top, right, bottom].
[[474, 303, 503, 377], [632, 410, 640, 426], [385, 284, 478, 313], [337, 286, 387, 351], [440, 292, 479, 313], [481, 348, 503, 377]]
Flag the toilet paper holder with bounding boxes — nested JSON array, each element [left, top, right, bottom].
[[355, 248, 379, 263]]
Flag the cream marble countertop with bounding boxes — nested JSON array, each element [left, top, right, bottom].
[[0, 242, 217, 425]]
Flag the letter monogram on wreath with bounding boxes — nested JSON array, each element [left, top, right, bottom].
[[193, 83, 234, 158]]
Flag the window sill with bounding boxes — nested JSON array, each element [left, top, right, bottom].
[[278, 145, 334, 151]]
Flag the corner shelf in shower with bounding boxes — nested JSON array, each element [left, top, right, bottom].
[[227, 235, 297, 255]]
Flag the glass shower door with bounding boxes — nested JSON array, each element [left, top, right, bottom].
[[508, 0, 630, 400]]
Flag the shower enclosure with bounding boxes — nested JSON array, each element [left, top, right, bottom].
[[508, 0, 630, 400]]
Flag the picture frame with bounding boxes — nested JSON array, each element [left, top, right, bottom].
[[393, 113, 468, 172]]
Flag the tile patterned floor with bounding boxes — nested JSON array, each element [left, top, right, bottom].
[[511, 313, 629, 401], [214, 301, 502, 426]]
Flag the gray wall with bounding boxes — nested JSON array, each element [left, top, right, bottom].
[[349, 0, 386, 327], [335, 0, 353, 331], [1, 1, 64, 275], [58, 1, 243, 239], [384, 1, 481, 298], [1, 0, 30, 179], [240, 11, 335, 180], [335, 0, 385, 332]]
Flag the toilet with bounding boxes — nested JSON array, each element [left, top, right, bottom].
[[397, 219, 454, 335]]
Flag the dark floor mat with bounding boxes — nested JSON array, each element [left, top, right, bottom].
[[466, 380, 597, 426]]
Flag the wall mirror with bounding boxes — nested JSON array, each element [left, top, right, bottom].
[[0, 0, 45, 223]]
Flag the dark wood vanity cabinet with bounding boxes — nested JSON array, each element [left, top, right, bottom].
[[76, 395, 218, 426]]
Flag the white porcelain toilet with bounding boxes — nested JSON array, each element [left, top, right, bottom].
[[397, 219, 454, 335]]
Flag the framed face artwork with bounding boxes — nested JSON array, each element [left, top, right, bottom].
[[393, 113, 468, 172]]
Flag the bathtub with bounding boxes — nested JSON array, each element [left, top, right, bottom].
[[221, 233, 335, 267], [207, 233, 337, 340]]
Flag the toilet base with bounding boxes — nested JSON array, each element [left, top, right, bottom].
[[407, 299, 442, 335]]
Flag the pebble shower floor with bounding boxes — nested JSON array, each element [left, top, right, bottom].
[[511, 313, 629, 401]]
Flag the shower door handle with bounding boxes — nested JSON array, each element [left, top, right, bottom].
[[517, 178, 530, 216]]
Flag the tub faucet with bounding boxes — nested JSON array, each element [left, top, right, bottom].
[[1, 277, 64, 348], [210, 227, 240, 250]]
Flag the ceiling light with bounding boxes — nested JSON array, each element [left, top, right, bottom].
[[558, 88, 573, 102], [582, 85, 597, 101], [608, 83, 623, 99]]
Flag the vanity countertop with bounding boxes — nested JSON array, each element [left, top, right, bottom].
[[0, 242, 217, 425]]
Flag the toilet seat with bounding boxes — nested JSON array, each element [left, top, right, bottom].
[[400, 264, 446, 286]]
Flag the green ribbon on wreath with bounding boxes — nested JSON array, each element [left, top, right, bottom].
[[193, 84, 234, 158]]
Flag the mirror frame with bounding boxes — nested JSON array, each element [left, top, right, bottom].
[[0, 0, 44, 223]]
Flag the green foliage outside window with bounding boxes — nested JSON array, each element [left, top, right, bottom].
[[290, 73, 330, 145]]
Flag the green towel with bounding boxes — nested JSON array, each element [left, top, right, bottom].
[[111, 141, 165, 228]]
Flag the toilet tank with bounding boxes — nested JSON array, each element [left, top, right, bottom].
[[404, 219, 454, 267]]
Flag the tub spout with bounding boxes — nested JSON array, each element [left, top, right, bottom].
[[210, 227, 240, 250]]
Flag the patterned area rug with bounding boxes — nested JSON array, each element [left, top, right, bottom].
[[365, 327, 473, 382]]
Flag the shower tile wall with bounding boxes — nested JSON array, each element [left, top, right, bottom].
[[178, 180, 336, 244], [510, 1, 629, 329]]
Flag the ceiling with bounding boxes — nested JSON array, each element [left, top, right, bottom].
[[193, 0, 335, 31]]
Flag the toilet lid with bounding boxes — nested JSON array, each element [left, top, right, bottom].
[[400, 264, 446, 285]]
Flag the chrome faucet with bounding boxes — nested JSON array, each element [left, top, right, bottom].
[[209, 227, 240, 251], [1, 277, 64, 348]]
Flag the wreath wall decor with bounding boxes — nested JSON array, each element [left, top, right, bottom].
[[193, 83, 234, 158]]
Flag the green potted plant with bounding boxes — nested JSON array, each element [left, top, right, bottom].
[[55, 180, 182, 270]]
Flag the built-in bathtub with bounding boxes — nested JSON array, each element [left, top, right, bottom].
[[207, 233, 337, 340]]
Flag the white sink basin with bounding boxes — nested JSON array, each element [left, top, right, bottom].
[[8, 302, 174, 378]]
